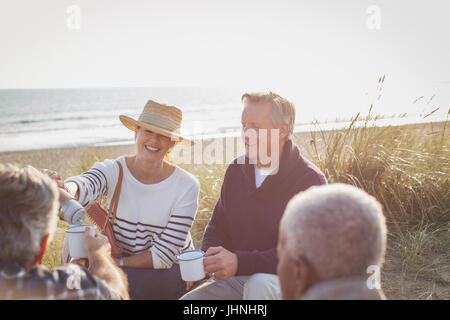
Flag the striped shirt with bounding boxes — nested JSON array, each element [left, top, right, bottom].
[[0, 261, 120, 300], [65, 156, 200, 269]]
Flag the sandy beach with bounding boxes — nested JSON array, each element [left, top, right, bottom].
[[1, 121, 445, 173]]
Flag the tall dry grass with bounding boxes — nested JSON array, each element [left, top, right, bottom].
[[294, 108, 449, 299], [303, 108, 449, 226]]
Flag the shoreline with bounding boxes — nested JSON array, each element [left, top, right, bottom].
[[1, 119, 447, 156], [1, 113, 447, 154]]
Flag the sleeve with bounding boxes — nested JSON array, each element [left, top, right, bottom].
[[201, 165, 233, 252], [311, 168, 327, 186], [300, 168, 328, 190], [150, 178, 200, 269], [64, 159, 118, 207]]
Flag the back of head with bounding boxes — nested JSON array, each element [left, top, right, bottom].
[[281, 183, 387, 281], [0, 164, 59, 267]]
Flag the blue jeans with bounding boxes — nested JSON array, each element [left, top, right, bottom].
[[121, 264, 186, 300]]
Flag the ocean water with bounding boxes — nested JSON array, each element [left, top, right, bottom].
[[0, 87, 245, 152], [0, 87, 446, 152]]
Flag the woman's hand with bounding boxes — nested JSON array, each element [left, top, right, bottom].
[[41, 169, 77, 205], [41, 169, 65, 189], [186, 281, 197, 291]]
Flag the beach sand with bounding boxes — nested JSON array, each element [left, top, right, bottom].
[[1, 121, 444, 173]]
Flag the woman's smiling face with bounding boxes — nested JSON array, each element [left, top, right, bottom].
[[135, 127, 175, 163]]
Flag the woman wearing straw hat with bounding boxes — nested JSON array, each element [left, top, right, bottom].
[[45, 100, 200, 299]]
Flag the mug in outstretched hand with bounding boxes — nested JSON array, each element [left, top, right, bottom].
[[65, 225, 97, 259]]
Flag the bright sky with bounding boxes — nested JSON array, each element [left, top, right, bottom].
[[0, 0, 449, 119]]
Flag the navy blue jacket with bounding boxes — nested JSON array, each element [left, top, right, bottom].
[[201, 139, 327, 275]]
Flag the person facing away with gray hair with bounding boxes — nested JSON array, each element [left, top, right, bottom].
[[0, 163, 129, 300], [277, 183, 387, 300]]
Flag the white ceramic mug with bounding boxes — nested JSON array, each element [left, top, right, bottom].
[[177, 250, 206, 281], [65, 225, 97, 259]]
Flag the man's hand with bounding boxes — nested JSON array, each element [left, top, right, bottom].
[[203, 246, 238, 281], [82, 229, 130, 299], [71, 258, 89, 268], [83, 229, 111, 261]]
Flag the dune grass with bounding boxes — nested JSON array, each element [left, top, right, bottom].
[[293, 111, 449, 299], [0, 115, 448, 299]]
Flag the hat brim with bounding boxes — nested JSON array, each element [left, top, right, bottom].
[[119, 115, 194, 146]]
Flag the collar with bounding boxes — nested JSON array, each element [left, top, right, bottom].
[[254, 165, 279, 176], [239, 139, 300, 191], [301, 276, 385, 300], [0, 260, 27, 274]]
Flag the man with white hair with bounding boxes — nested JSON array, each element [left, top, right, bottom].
[[277, 183, 387, 300], [0, 163, 129, 300]]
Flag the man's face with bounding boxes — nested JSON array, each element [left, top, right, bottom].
[[241, 101, 280, 166], [277, 229, 307, 300]]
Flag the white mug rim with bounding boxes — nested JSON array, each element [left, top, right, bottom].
[[177, 250, 205, 262], [65, 225, 96, 234]]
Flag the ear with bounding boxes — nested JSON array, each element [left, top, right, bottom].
[[170, 139, 178, 148], [32, 234, 51, 266], [293, 256, 310, 298], [279, 123, 289, 140]]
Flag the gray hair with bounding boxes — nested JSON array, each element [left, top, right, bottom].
[[280, 183, 387, 281], [0, 164, 59, 267], [241, 92, 296, 139]]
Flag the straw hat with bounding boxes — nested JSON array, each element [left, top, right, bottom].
[[120, 100, 193, 146]]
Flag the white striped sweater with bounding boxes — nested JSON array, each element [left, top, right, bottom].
[[65, 156, 200, 269]]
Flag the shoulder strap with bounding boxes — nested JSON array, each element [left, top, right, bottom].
[[108, 161, 124, 228]]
